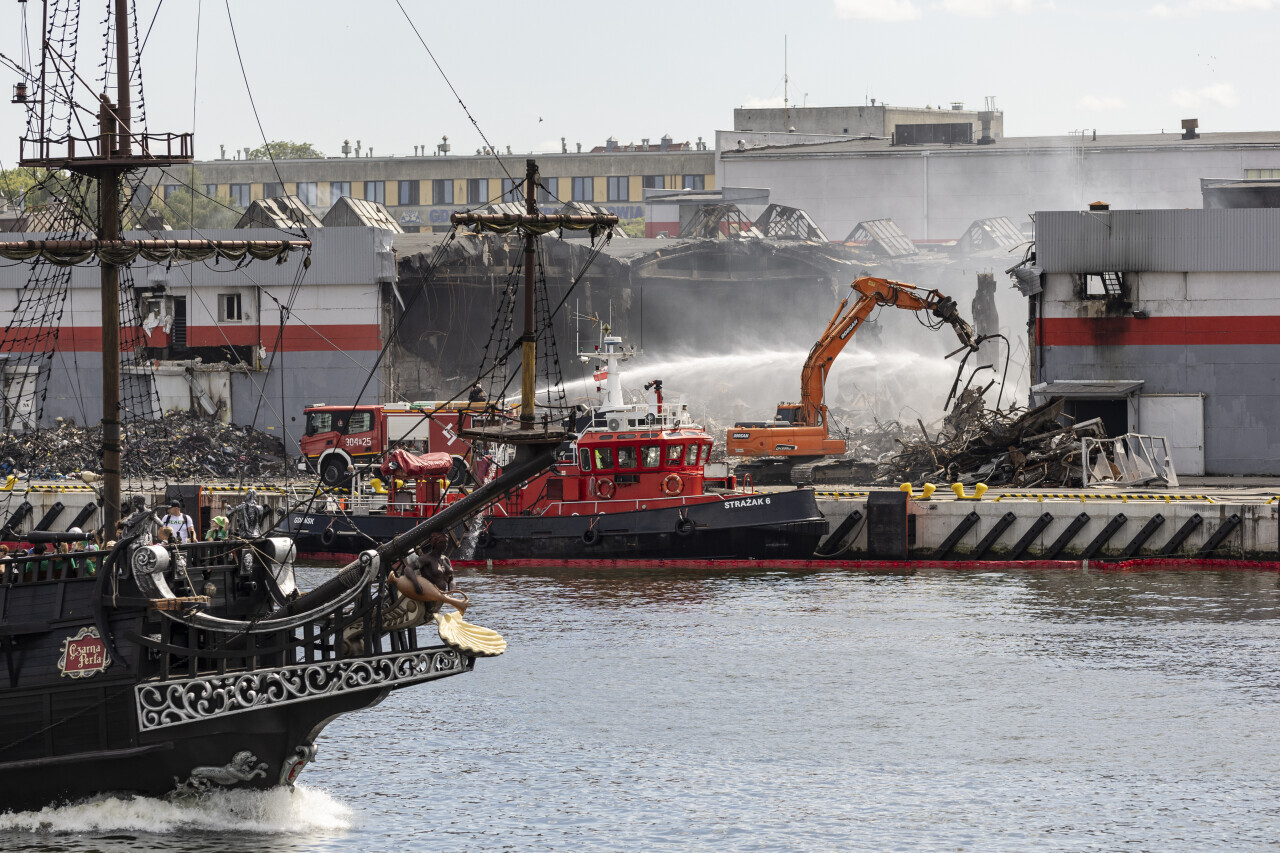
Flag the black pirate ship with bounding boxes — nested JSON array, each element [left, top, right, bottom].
[[0, 0, 608, 810]]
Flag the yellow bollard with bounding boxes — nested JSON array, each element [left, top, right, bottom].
[[920, 482, 937, 500], [899, 482, 914, 497], [951, 482, 988, 500], [371, 477, 387, 494]]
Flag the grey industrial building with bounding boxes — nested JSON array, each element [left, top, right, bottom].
[[1028, 206, 1280, 476], [717, 126, 1280, 242]]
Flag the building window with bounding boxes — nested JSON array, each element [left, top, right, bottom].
[[538, 177, 559, 205], [162, 184, 179, 200], [219, 293, 243, 321], [398, 180, 420, 206], [572, 177, 593, 202], [432, 179, 453, 205], [330, 181, 351, 205], [682, 174, 705, 191], [262, 181, 284, 198], [643, 175, 664, 190], [203, 183, 218, 199], [1077, 272, 1127, 299], [1246, 169, 1280, 179], [296, 182, 318, 206], [364, 181, 385, 205], [501, 177, 522, 201], [607, 176, 629, 201], [229, 184, 251, 207], [467, 178, 488, 204]]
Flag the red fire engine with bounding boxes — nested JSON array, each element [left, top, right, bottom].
[[299, 401, 491, 486]]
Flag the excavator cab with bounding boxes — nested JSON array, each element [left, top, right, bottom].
[[773, 405, 800, 424]]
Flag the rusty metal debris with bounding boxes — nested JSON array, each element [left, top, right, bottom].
[[869, 395, 1106, 487], [0, 412, 289, 480]]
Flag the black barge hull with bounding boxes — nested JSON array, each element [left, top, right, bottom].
[[286, 489, 828, 561]]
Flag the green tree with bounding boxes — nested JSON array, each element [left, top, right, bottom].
[[0, 167, 71, 209], [248, 140, 323, 160]]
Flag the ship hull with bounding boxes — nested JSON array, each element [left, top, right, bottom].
[[0, 645, 472, 812], [286, 489, 828, 562]]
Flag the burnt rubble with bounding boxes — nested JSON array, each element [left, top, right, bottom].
[[868, 395, 1104, 488], [0, 411, 289, 480]]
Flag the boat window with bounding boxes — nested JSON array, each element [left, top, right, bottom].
[[640, 446, 661, 468], [592, 447, 614, 470], [306, 412, 332, 436], [684, 444, 699, 465], [349, 411, 373, 434], [579, 448, 591, 470], [666, 444, 684, 464], [617, 446, 637, 469], [701, 444, 711, 463]]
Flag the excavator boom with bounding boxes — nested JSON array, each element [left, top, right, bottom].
[[727, 276, 978, 484]]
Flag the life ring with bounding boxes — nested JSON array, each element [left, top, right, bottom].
[[477, 528, 495, 549], [320, 527, 337, 547], [596, 478, 616, 499], [675, 517, 696, 536], [662, 473, 684, 496], [581, 526, 601, 546]]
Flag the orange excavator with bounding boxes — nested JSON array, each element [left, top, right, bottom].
[[727, 276, 978, 485]]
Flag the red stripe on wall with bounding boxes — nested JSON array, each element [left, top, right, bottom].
[[1, 324, 381, 353], [1039, 316, 1280, 347]]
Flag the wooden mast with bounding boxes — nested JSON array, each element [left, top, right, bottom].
[[17, 0, 308, 533], [452, 159, 617, 450]]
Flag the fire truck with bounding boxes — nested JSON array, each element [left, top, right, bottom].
[[299, 401, 493, 486]]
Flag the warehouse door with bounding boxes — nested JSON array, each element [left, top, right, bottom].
[[1138, 394, 1205, 476]]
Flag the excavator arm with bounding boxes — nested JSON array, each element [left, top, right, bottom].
[[797, 277, 977, 425], [726, 276, 978, 484]]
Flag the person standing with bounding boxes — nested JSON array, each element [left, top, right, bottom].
[[160, 500, 195, 543]]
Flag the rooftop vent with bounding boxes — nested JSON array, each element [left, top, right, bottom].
[[1182, 118, 1200, 140], [660, 134, 672, 151], [950, 101, 964, 110], [1088, 201, 1110, 211]]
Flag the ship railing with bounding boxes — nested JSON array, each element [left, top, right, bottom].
[[19, 131, 194, 164], [280, 485, 387, 516], [0, 549, 103, 584], [144, 548, 433, 681]]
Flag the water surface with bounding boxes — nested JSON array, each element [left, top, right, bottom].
[[4, 567, 1279, 851]]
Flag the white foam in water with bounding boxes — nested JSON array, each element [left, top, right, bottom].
[[0, 784, 351, 835]]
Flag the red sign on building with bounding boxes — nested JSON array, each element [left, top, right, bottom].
[[58, 627, 111, 678]]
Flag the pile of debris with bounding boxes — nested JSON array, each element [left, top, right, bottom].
[[0, 412, 289, 480], [873, 395, 1103, 487]]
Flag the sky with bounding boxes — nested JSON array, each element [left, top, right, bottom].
[[2, 0, 1278, 166]]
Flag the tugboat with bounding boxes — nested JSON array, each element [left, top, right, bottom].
[[470, 326, 829, 560], [287, 325, 829, 561]]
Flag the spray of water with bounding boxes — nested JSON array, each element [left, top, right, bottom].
[[0, 784, 351, 835], [546, 346, 965, 430]]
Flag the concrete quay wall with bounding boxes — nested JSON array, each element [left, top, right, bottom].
[[815, 492, 1279, 561]]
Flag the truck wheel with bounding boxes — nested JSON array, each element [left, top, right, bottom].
[[321, 458, 349, 487]]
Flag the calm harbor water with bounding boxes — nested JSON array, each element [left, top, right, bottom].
[[4, 566, 1280, 851]]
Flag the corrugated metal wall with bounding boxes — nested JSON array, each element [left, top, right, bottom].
[[1036, 209, 1280, 273]]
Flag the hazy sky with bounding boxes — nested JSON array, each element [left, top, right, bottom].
[[2, 0, 1277, 165]]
